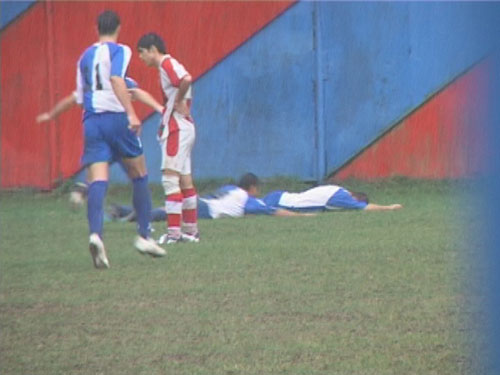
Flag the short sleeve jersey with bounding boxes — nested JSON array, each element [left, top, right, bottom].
[[202, 185, 275, 219], [76, 42, 132, 116], [158, 54, 192, 123], [263, 185, 367, 211]]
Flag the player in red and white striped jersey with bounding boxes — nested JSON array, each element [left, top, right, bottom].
[[137, 33, 199, 244]]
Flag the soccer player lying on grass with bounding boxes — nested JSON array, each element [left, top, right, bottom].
[[107, 175, 400, 225], [106, 173, 314, 242], [262, 184, 402, 212]]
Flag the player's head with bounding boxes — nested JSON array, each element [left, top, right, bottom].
[[238, 173, 260, 196], [350, 191, 369, 204], [137, 33, 167, 67], [97, 10, 121, 36]]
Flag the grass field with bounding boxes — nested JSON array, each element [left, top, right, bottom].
[[0, 178, 483, 374]]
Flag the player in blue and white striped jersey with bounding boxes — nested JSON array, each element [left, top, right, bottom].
[[37, 76, 164, 212], [194, 173, 312, 220], [263, 185, 402, 212], [72, 10, 166, 268], [37, 77, 163, 124]]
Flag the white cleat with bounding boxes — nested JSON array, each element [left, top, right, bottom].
[[134, 236, 167, 257], [180, 232, 200, 243], [158, 233, 181, 245], [89, 233, 110, 269]]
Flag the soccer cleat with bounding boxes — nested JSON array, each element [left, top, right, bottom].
[[157, 233, 181, 245], [180, 232, 200, 243], [89, 233, 110, 269], [134, 236, 167, 257], [69, 182, 88, 209]]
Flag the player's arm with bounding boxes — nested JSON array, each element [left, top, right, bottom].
[[173, 74, 192, 116], [273, 209, 316, 217], [110, 76, 141, 131], [36, 93, 77, 123], [363, 203, 402, 211], [129, 88, 164, 113], [245, 197, 316, 217]]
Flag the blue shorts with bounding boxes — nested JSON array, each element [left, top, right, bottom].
[[197, 198, 212, 219], [81, 112, 143, 167], [326, 188, 367, 210], [262, 190, 285, 208]]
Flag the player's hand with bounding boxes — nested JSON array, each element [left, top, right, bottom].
[[128, 114, 142, 134], [390, 204, 403, 210], [36, 113, 51, 123], [156, 105, 165, 114], [174, 101, 190, 117]]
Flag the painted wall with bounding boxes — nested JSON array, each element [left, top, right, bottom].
[[1, 1, 499, 188], [0, 1, 293, 188], [332, 61, 489, 180], [0, 0, 35, 30], [321, 2, 497, 177]]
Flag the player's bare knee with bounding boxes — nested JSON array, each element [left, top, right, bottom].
[[123, 156, 147, 179], [87, 162, 109, 182], [180, 174, 194, 190]]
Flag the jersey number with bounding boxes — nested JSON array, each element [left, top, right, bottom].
[[95, 63, 103, 90], [82, 64, 103, 91]]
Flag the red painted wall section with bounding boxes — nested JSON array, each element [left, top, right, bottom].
[[0, 1, 294, 189], [0, 4, 55, 188], [331, 61, 489, 181]]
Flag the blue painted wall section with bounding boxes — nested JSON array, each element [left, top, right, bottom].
[[192, 2, 315, 180], [108, 2, 314, 184], [322, 2, 499, 175], [0, 0, 35, 30], [148, 1, 497, 182]]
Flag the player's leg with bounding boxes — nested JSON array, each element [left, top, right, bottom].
[[82, 114, 113, 269], [121, 154, 166, 257], [159, 116, 195, 244], [180, 173, 199, 242], [121, 155, 151, 238], [86, 162, 111, 269], [104, 112, 165, 257], [179, 119, 198, 241], [69, 167, 88, 209], [87, 162, 109, 237], [161, 169, 183, 243]]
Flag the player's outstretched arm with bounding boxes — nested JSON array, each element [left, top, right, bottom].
[[36, 93, 77, 123], [130, 88, 164, 114], [274, 209, 316, 217], [364, 203, 402, 211]]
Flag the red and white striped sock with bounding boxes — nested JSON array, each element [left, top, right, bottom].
[[165, 192, 183, 239], [181, 187, 198, 235]]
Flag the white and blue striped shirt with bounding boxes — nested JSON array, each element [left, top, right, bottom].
[[75, 42, 132, 115]]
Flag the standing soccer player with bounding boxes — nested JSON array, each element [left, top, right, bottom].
[[76, 11, 166, 268], [137, 33, 199, 244]]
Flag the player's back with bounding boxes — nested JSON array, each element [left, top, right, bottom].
[[202, 185, 248, 218], [76, 42, 132, 116], [274, 185, 341, 210]]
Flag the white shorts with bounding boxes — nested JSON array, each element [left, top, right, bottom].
[[159, 113, 195, 175]]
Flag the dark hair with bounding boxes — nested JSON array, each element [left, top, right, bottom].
[[351, 191, 369, 204], [238, 173, 260, 191], [97, 10, 120, 35], [137, 33, 167, 54]]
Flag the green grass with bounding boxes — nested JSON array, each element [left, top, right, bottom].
[[0, 178, 481, 374]]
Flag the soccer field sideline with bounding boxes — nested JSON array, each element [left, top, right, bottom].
[[0, 179, 483, 374]]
